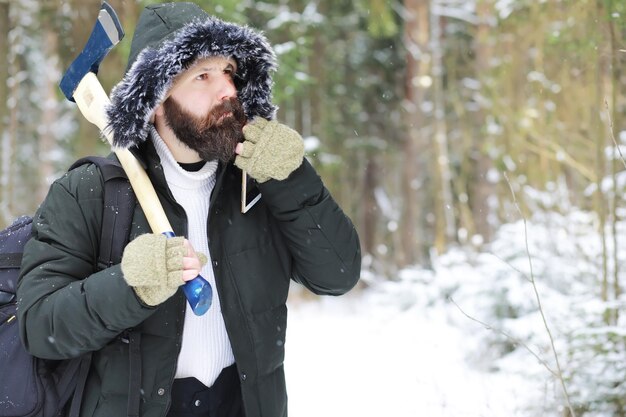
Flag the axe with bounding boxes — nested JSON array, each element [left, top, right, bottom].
[[59, 1, 212, 316]]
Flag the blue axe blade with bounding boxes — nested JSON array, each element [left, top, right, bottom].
[[59, 1, 124, 101]]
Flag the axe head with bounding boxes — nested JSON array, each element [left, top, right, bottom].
[[59, 1, 124, 102]]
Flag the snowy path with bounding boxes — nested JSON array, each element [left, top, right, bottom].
[[285, 288, 532, 417]]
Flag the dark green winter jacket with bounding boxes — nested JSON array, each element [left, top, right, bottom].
[[17, 140, 361, 417]]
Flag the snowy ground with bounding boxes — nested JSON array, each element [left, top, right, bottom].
[[285, 281, 545, 417]]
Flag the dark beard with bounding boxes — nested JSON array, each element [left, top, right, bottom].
[[163, 97, 247, 163]]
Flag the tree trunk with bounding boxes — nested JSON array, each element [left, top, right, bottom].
[[0, 0, 10, 226], [604, 1, 621, 325], [430, 11, 455, 252], [1, 0, 18, 226], [593, 3, 609, 322], [37, 17, 59, 202], [401, 0, 431, 267], [309, 29, 325, 137], [608, 2, 622, 325], [0, 0, 8, 130], [471, 0, 495, 243], [361, 155, 378, 256]]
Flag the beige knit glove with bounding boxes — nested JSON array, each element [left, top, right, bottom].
[[235, 118, 305, 183], [121, 234, 207, 306]]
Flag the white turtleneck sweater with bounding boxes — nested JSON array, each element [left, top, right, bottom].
[[150, 127, 235, 388]]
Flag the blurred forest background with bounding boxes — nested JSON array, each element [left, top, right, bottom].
[[0, 0, 624, 265], [3, 0, 626, 415], [3, 0, 626, 271]]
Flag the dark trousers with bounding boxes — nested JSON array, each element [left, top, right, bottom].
[[166, 364, 244, 417]]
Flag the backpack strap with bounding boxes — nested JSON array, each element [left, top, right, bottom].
[[67, 156, 139, 417], [69, 156, 137, 269]]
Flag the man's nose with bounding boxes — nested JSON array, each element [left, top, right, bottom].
[[218, 76, 237, 101]]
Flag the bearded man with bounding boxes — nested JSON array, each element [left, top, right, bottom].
[[16, 3, 361, 417]]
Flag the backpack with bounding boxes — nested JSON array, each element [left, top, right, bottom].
[[0, 156, 136, 417]]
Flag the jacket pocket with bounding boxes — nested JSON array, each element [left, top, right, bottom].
[[226, 245, 289, 314]]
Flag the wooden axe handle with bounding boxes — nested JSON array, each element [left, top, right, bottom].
[[73, 72, 173, 234]]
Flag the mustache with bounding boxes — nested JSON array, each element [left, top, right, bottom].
[[203, 98, 247, 129]]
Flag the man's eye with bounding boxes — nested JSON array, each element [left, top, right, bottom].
[[196, 73, 209, 81]]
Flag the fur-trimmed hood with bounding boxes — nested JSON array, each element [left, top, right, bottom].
[[106, 2, 277, 149]]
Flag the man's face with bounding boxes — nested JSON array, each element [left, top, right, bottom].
[[161, 56, 247, 162]]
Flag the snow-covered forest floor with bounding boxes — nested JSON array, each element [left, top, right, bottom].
[[286, 287, 538, 417], [286, 278, 544, 417], [286, 207, 624, 417]]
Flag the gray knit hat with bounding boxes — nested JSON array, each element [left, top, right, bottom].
[[106, 2, 277, 149]]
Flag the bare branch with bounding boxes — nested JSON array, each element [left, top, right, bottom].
[[448, 296, 559, 378], [503, 172, 576, 417], [486, 251, 532, 283]]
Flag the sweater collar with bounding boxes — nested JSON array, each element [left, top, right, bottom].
[[149, 125, 218, 192]]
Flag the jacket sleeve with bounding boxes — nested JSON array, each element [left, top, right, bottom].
[[258, 158, 361, 295], [16, 165, 154, 360]]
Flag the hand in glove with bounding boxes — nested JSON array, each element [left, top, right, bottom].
[[121, 234, 207, 306], [234, 118, 305, 183]]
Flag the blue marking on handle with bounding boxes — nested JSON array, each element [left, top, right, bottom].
[[162, 231, 212, 316]]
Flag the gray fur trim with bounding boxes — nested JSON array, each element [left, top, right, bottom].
[[106, 16, 277, 149]]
